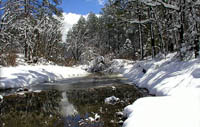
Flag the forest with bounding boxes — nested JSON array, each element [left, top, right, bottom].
[[1, 0, 200, 66], [1, 1, 200, 127]]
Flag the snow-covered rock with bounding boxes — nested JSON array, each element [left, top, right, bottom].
[[87, 117, 95, 122], [94, 113, 100, 121], [116, 111, 123, 117], [105, 96, 120, 104], [33, 90, 42, 93], [86, 113, 100, 122], [111, 86, 116, 91]]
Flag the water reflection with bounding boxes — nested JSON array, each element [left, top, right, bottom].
[[60, 92, 78, 116]]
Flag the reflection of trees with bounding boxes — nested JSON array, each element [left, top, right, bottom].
[[0, 83, 146, 127], [0, 90, 62, 126]]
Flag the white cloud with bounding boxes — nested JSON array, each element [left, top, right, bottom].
[[61, 13, 88, 42], [98, 0, 105, 5]]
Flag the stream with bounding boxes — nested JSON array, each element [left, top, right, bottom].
[[0, 73, 149, 127]]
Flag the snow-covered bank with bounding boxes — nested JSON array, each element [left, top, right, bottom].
[[110, 53, 200, 127], [111, 53, 200, 96], [123, 89, 200, 127], [0, 65, 89, 89]]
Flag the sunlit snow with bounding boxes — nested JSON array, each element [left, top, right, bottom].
[[111, 53, 200, 127]]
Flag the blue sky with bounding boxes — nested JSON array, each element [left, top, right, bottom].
[[60, 0, 106, 42], [60, 0, 105, 14]]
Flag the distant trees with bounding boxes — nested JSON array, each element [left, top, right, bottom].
[[66, 0, 200, 63], [0, 0, 63, 65], [66, 16, 87, 63]]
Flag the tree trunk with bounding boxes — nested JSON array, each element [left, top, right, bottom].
[[24, 42, 28, 61], [149, 8, 156, 58], [194, 36, 199, 58], [138, 5, 143, 60], [139, 23, 143, 59], [151, 24, 156, 58], [179, 0, 185, 60]]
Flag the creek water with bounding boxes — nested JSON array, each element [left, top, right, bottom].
[[0, 73, 148, 127]]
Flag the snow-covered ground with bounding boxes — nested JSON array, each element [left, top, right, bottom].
[[110, 53, 200, 127], [0, 65, 89, 89], [0, 53, 90, 90]]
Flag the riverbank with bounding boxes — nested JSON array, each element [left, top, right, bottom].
[[110, 53, 200, 127], [0, 65, 89, 89]]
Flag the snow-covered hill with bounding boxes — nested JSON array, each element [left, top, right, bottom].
[[110, 53, 200, 127]]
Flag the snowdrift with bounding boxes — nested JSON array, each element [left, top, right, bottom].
[[110, 53, 200, 127], [0, 65, 89, 89]]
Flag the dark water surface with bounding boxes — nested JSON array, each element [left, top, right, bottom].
[[0, 73, 147, 127]]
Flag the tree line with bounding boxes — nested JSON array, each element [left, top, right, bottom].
[[1, 0, 200, 66], [66, 0, 200, 64]]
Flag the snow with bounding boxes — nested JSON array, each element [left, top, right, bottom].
[[86, 113, 100, 122], [195, 0, 200, 5], [157, 0, 180, 11], [140, 0, 161, 7], [0, 65, 89, 89], [130, 19, 153, 24], [87, 117, 95, 122], [110, 52, 200, 127], [116, 111, 123, 117], [33, 90, 42, 93], [94, 113, 100, 121], [16, 54, 55, 66], [105, 96, 120, 104], [111, 53, 200, 96], [123, 90, 200, 127]]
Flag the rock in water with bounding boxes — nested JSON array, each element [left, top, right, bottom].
[[105, 96, 120, 105], [118, 120, 124, 125], [116, 112, 123, 117], [95, 113, 100, 122]]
